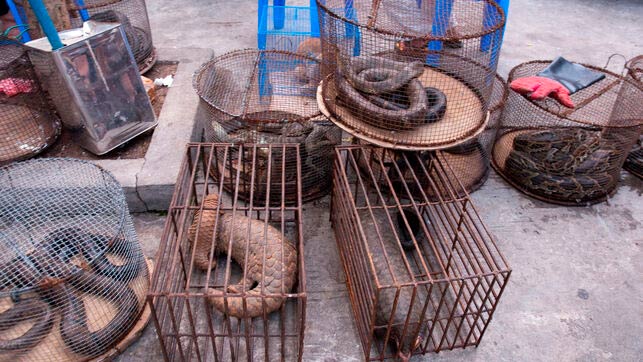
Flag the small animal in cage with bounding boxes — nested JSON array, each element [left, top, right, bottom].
[[337, 55, 447, 130], [188, 193, 298, 318], [0, 227, 146, 358], [504, 128, 619, 202], [364, 211, 430, 361], [294, 38, 322, 87]]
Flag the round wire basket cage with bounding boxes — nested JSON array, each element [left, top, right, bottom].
[[0, 158, 149, 361], [14, 0, 155, 73], [194, 49, 341, 204], [316, 0, 505, 150], [355, 73, 507, 201], [623, 55, 643, 179], [492, 60, 643, 205], [0, 38, 60, 166]]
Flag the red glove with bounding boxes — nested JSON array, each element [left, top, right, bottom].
[[0, 78, 35, 97], [510, 76, 575, 108]]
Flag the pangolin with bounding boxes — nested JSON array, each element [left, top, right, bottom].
[[188, 193, 298, 318]]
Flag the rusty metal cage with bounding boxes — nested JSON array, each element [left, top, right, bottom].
[[355, 73, 507, 199], [492, 60, 643, 205], [331, 145, 511, 361], [0, 158, 149, 361], [316, 0, 505, 150], [194, 49, 341, 204], [623, 55, 642, 179], [15, 0, 155, 73], [0, 37, 60, 166], [149, 143, 306, 362]]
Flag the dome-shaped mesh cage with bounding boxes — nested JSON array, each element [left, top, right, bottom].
[[623, 55, 643, 179], [316, 0, 505, 150], [0, 158, 149, 360], [194, 49, 341, 204], [0, 37, 60, 166], [14, 0, 155, 73], [355, 73, 507, 201], [492, 60, 643, 205]]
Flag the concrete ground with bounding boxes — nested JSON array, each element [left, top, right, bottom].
[[119, 1, 642, 361]]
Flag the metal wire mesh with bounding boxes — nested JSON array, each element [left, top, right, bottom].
[[355, 73, 507, 200], [492, 60, 643, 205], [14, 0, 155, 73], [0, 37, 60, 166], [316, 0, 505, 149], [149, 143, 306, 362], [331, 145, 511, 361], [195, 49, 341, 204], [0, 158, 149, 360], [623, 55, 643, 179]]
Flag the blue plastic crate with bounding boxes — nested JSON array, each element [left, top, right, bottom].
[[258, 5, 318, 52]]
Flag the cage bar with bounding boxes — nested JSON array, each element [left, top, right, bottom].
[[623, 55, 642, 179], [149, 143, 307, 362], [330, 145, 511, 361]]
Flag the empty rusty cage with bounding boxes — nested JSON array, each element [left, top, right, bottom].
[[0, 37, 60, 165], [623, 55, 642, 179], [0, 158, 149, 361], [194, 49, 341, 204], [149, 143, 306, 362], [316, 0, 505, 149], [355, 73, 507, 199], [331, 145, 511, 361], [492, 60, 643, 205], [15, 0, 155, 73]]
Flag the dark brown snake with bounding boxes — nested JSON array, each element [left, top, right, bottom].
[[623, 136, 642, 179], [505, 129, 618, 203], [0, 228, 144, 357], [188, 193, 298, 319], [337, 55, 447, 130]]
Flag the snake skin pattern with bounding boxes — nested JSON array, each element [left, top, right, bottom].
[[337, 55, 447, 130], [505, 129, 618, 203], [188, 194, 298, 318], [0, 228, 145, 357]]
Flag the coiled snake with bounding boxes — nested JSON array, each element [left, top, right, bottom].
[[337, 55, 447, 130], [0, 228, 145, 357], [505, 128, 618, 203], [188, 193, 298, 319]]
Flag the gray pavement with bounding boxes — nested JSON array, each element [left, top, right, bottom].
[[120, 1, 643, 361]]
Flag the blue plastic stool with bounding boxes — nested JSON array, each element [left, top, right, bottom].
[[5, 0, 30, 41]]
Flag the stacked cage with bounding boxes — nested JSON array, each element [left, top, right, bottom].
[[331, 145, 511, 361], [492, 61, 643, 205], [15, 0, 155, 73], [623, 55, 642, 179], [0, 37, 60, 165], [316, 0, 505, 149], [194, 49, 341, 204], [0, 158, 149, 361], [258, 1, 320, 55], [149, 143, 306, 362], [355, 73, 508, 199]]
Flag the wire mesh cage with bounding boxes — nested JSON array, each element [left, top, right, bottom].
[[0, 37, 60, 166], [149, 143, 306, 362], [492, 60, 643, 205], [331, 145, 511, 361], [15, 0, 155, 73], [355, 73, 508, 200], [623, 55, 643, 179], [0, 158, 149, 361], [316, 0, 505, 150], [194, 49, 341, 204]]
